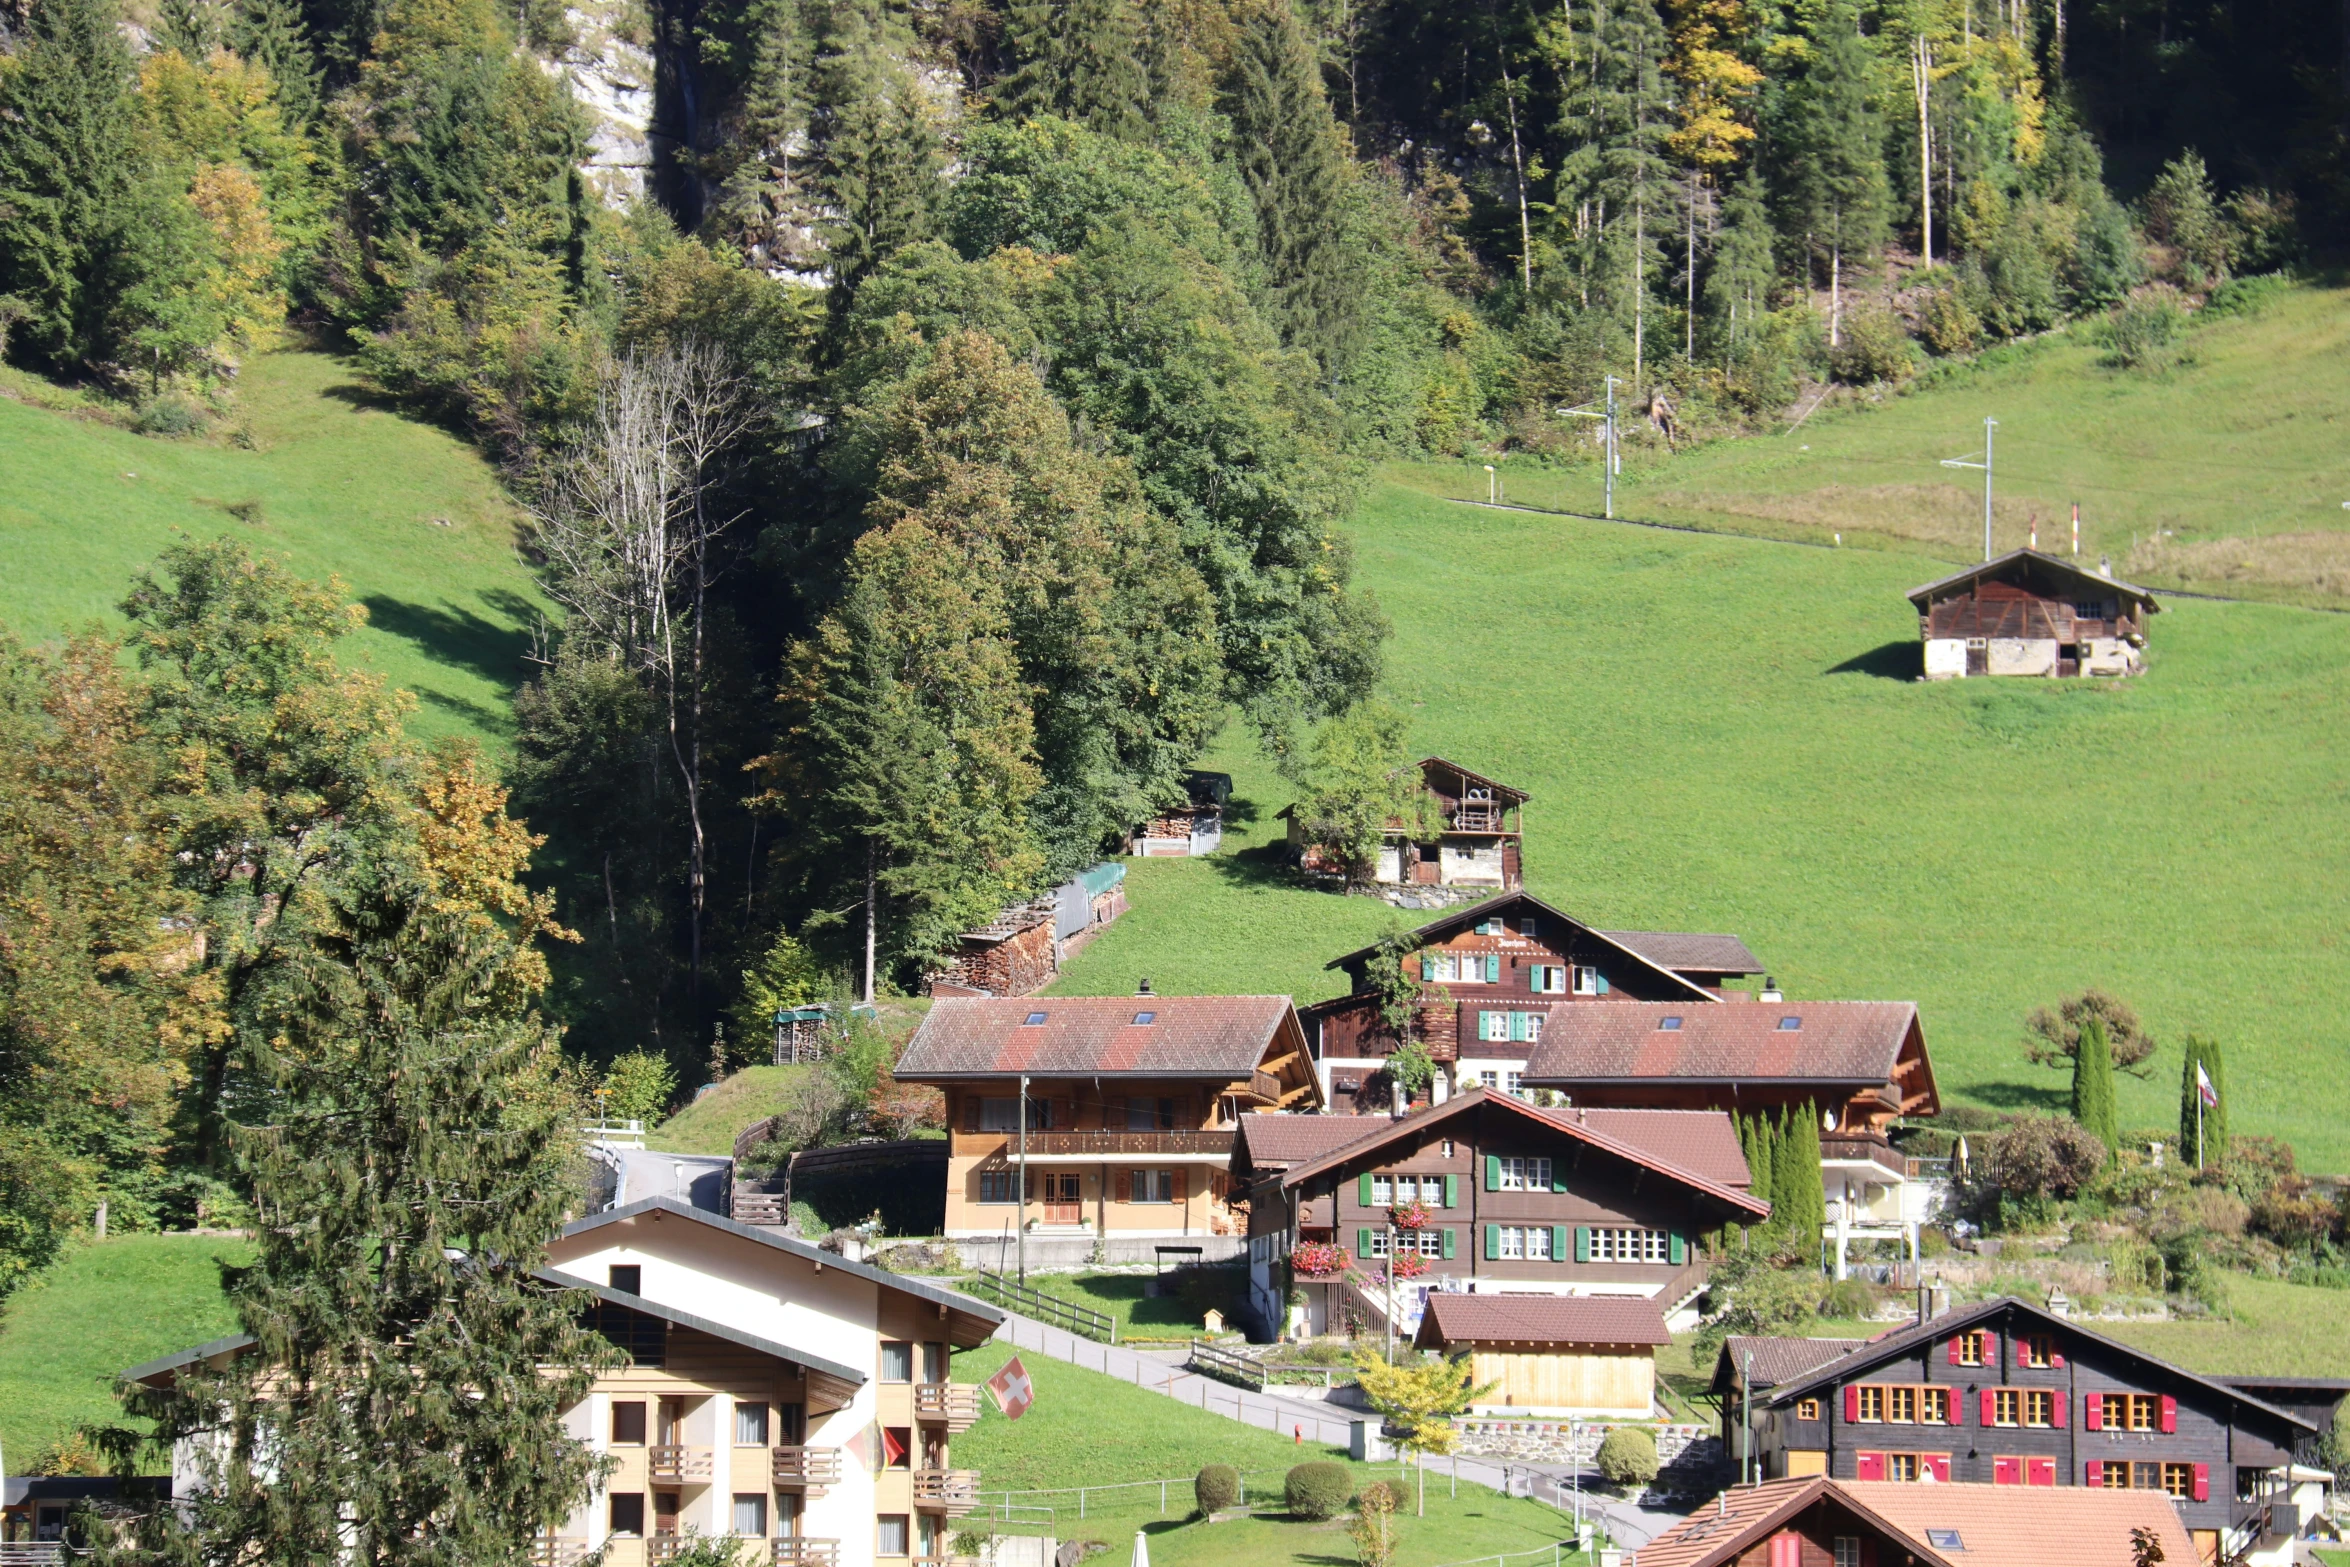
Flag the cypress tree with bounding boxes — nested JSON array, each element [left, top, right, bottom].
[[1772, 1106, 1825, 1254], [998, 0, 1151, 140], [0, 0, 141, 369], [1220, 0, 1356, 358], [2179, 1034, 2228, 1168], [100, 908, 618, 1565], [1747, 1110, 1777, 1235], [2072, 1013, 2120, 1152]]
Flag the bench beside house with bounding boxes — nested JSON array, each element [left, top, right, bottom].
[[1412, 1292, 1672, 1420], [1908, 548, 2160, 680], [1716, 1294, 2318, 1565]]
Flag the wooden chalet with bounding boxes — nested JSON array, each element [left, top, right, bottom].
[[1283, 757, 1529, 894], [892, 994, 1320, 1257], [1307, 891, 1757, 1114], [1412, 1292, 1671, 1420], [1717, 1296, 2318, 1565], [1233, 1087, 1766, 1343], [1630, 1475, 2195, 1567], [1908, 549, 2160, 680]]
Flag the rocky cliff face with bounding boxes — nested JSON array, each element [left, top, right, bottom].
[[543, 0, 657, 206]]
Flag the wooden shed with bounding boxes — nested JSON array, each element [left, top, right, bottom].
[[1412, 1291, 1670, 1419], [1907, 549, 2159, 680]]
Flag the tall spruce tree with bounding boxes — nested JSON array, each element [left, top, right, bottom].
[[1549, 0, 1675, 387], [2071, 1014, 2120, 1152], [1221, 0, 1357, 361], [703, 0, 816, 269], [809, 0, 944, 314], [1780, 0, 1888, 346], [997, 0, 1151, 140], [100, 906, 615, 1567], [229, 0, 324, 124], [2179, 1034, 2228, 1168], [1704, 167, 1773, 353], [0, 0, 141, 369]]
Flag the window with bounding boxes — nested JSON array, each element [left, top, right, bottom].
[[608, 1264, 642, 1294], [1480, 1011, 1509, 1042], [1953, 1330, 1987, 1367], [1132, 1011, 1156, 1025], [979, 1169, 1019, 1205], [734, 1495, 769, 1537], [924, 1342, 948, 1383], [1494, 1157, 1552, 1191], [1585, 1229, 1670, 1263], [2018, 1333, 2058, 1369], [1993, 1389, 2020, 1428], [1520, 917, 1540, 941], [2161, 1463, 2194, 1498], [1887, 1386, 1917, 1424], [1886, 1454, 1921, 1482], [1411, 1230, 1444, 1257], [1022, 1012, 1047, 1025], [1924, 1533, 1964, 1551], [1834, 1541, 1863, 1567], [1658, 1016, 1683, 1031], [1132, 1169, 1175, 1203], [881, 1342, 914, 1383], [1571, 965, 1604, 995], [2074, 601, 2110, 621], [609, 1494, 646, 1537], [1496, 1227, 1522, 1259], [1477, 1071, 1500, 1089], [1371, 1175, 1395, 1204], [885, 1428, 912, 1470], [736, 1402, 770, 1446], [1529, 965, 1568, 995], [1362, 1229, 1390, 1258], [919, 1516, 942, 1560], [979, 1098, 1020, 1133], [1125, 1097, 1175, 1130], [1796, 1399, 1822, 1422], [2118, 1393, 2158, 1432], [1855, 1386, 1885, 1423], [2100, 1462, 2166, 1491], [2022, 1390, 2055, 1428], [878, 1516, 911, 1557], [611, 1401, 647, 1445], [1777, 1016, 1802, 1031], [1432, 952, 1494, 984], [1493, 1225, 1550, 1260]]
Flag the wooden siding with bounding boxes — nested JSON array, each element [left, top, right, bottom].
[[1469, 1347, 1654, 1414], [1921, 579, 2147, 642]]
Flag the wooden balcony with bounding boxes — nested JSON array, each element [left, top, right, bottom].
[[772, 1445, 843, 1493], [912, 1469, 982, 1514], [647, 1539, 690, 1565], [1022, 1128, 1234, 1157], [915, 1381, 982, 1431], [772, 1540, 840, 1567], [528, 1539, 590, 1567], [648, 1445, 713, 1482]]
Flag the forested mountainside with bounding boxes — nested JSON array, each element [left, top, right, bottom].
[[0, 0, 2335, 1122]]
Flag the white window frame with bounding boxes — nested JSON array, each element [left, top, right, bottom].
[[1477, 1070, 1500, 1089], [1834, 1540, 1862, 1567], [1588, 1228, 1669, 1263], [1505, 1071, 1526, 1098], [1362, 1230, 1391, 1258], [1370, 1175, 1393, 1205], [1572, 966, 1602, 995], [1496, 1156, 1553, 1192], [1497, 1227, 1524, 1259], [1480, 1011, 1509, 1042], [1530, 965, 1566, 995]]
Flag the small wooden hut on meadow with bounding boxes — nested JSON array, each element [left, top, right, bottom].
[[1907, 549, 2160, 679]]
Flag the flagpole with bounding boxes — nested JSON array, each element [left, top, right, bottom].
[[2196, 1084, 2203, 1170], [1018, 1073, 1029, 1284]]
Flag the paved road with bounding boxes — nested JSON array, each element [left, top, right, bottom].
[[979, 1309, 1682, 1549]]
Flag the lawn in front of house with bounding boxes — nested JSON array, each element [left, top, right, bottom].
[[2101, 1275, 2350, 1378]]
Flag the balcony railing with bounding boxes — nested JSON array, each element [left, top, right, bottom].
[[0, 1547, 64, 1567], [915, 1382, 983, 1430], [772, 1446, 844, 1492], [1020, 1129, 1235, 1157], [773, 1540, 840, 1567], [647, 1539, 691, 1565], [912, 1470, 982, 1513], [733, 1189, 789, 1226], [648, 1445, 713, 1482], [528, 1539, 590, 1567]]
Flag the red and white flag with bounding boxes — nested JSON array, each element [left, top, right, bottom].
[[985, 1355, 1036, 1421], [2197, 1064, 2220, 1108]]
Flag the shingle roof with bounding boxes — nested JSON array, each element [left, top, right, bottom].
[[1233, 1114, 1387, 1170], [1596, 931, 1763, 975], [1414, 1292, 1670, 1350], [1574, 1109, 1753, 1190], [1628, 1480, 1856, 1567], [1412, 756, 1530, 805], [894, 995, 1299, 1080], [1522, 1001, 1921, 1086], [1845, 1481, 2194, 1567], [1322, 893, 1714, 1001], [1711, 1335, 1864, 1391], [1904, 547, 2161, 610]]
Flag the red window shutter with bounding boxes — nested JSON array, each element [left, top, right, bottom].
[[1947, 1388, 1963, 1426], [2052, 1390, 2068, 1429], [1979, 1389, 1995, 1426], [1983, 1330, 2000, 1363], [2192, 1463, 2210, 1502], [2160, 1394, 2177, 1433], [1948, 1335, 1963, 1366], [1928, 1455, 1950, 1482], [2028, 1458, 2055, 1487], [1115, 1170, 1130, 1202], [2051, 1348, 2065, 1368], [1170, 1168, 1187, 1204], [1769, 1533, 1800, 1567], [2087, 1461, 2104, 1487], [1855, 1452, 1884, 1481], [1845, 1386, 1861, 1423], [1993, 1457, 2020, 1486], [2085, 1392, 2102, 1431]]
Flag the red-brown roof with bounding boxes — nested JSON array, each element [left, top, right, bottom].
[[1572, 1109, 1753, 1190], [1628, 1480, 1856, 1567], [1414, 1291, 1670, 1350], [1905, 547, 2161, 611], [1843, 1481, 2194, 1567], [1596, 931, 1762, 975], [895, 996, 1301, 1080], [1233, 1114, 1387, 1170], [1709, 1335, 1864, 1392], [1522, 1001, 1922, 1086]]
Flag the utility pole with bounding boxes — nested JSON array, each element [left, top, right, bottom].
[[1940, 417, 1998, 560], [1553, 384, 1620, 520], [862, 840, 876, 1005], [1743, 1350, 1756, 1485], [1017, 1073, 1029, 1284]]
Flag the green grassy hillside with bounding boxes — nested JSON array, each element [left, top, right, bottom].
[[1392, 278, 2350, 609], [1055, 481, 2350, 1168], [0, 350, 549, 745]]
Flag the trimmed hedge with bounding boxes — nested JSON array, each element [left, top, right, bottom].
[[1284, 1460, 1354, 1519], [1595, 1425, 1660, 1486], [1195, 1464, 1241, 1516]]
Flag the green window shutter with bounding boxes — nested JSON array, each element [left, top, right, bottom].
[[1483, 1224, 1500, 1261], [1441, 1228, 1456, 1260], [1485, 1155, 1501, 1191], [1359, 1173, 1374, 1206], [1442, 1174, 1458, 1209], [1669, 1232, 1687, 1266], [1574, 1226, 1592, 1263], [1550, 1163, 1569, 1194], [1358, 1229, 1374, 1255], [1508, 1011, 1525, 1043], [1485, 953, 1501, 983], [1595, 972, 1609, 994], [1421, 956, 1436, 982], [1551, 1225, 1569, 1262]]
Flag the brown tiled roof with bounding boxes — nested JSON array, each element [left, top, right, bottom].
[[1575, 1109, 1753, 1190], [1596, 931, 1762, 975], [1712, 1335, 1864, 1391], [1522, 1001, 1920, 1085], [1415, 1291, 1669, 1350], [894, 996, 1297, 1080], [1233, 1114, 1386, 1169], [1628, 1480, 1853, 1567], [1905, 547, 2161, 610], [1323, 893, 1714, 1001], [1846, 1481, 2193, 1567]]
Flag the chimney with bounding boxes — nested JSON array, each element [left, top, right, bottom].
[[2098, 554, 2113, 579], [1758, 975, 1783, 1003], [1136, 977, 1154, 997], [1916, 1282, 1950, 1324]]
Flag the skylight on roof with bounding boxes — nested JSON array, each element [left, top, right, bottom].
[[1777, 1016, 1802, 1031], [1658, 1016, 1684, 1031], [1133, 1011, 1157, 1025], [1023, 1012, 1048, 1025], [1925, 1530, 1964, 1549]]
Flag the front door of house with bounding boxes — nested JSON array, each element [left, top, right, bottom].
[[1043, 1172, 1082, 1224]]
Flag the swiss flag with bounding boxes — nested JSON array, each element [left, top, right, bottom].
[[986, 1355, 1036, 1421]]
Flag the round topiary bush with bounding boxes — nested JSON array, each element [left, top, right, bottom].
[[1595, 1425, 1660, 1488], [1194, 1463, 1241, 1516], [1284, 1460, 1355, 1520]]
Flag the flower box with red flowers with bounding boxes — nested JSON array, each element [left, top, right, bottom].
[[1389, 1253, 1431, 1280], [1291, 1242, 1349, 1278], [1390, 1201, 1433, 1231]]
